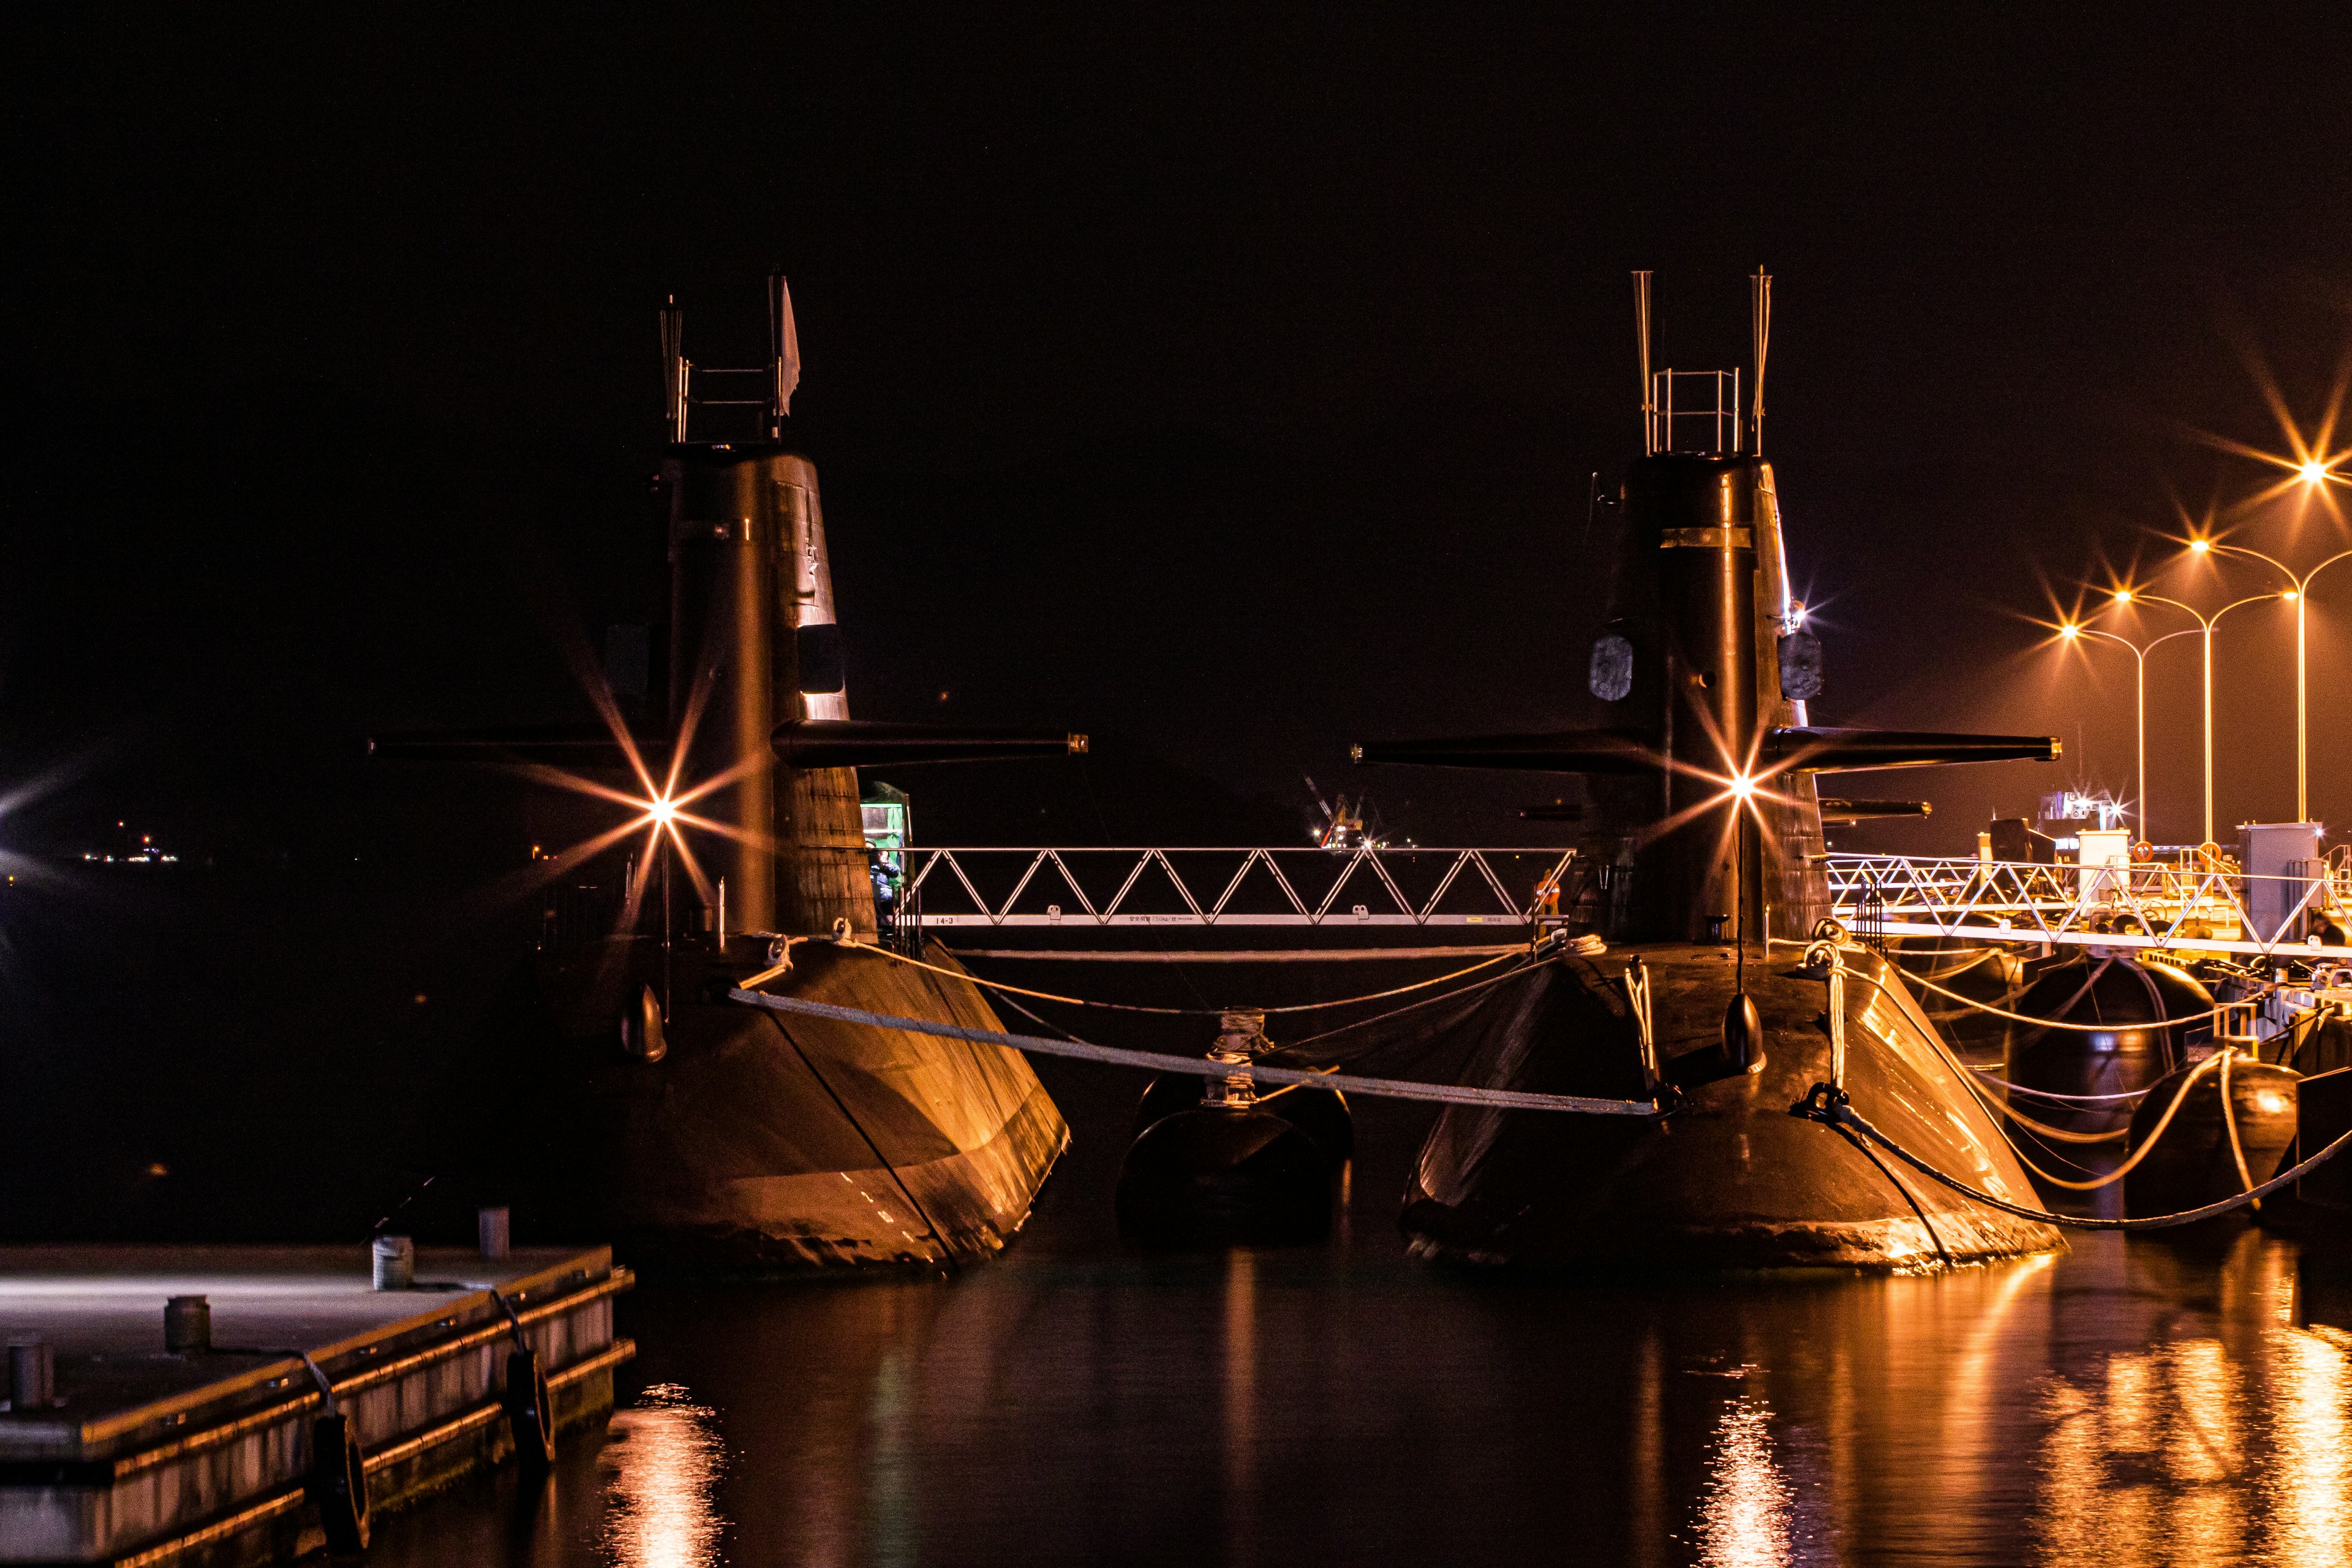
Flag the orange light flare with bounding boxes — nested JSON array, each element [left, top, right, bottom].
[[444, 636, 766, 929], [1638, 720, 1806, 848], [2184, 380, 2350, 518]]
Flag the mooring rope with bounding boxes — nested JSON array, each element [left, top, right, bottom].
[[1830, 960, 2223, 1185], [806, 930, 1529, 1017], [1790, 1081, 2352, 1229], [1276, 951, 1564, 1051], [728, 987, 1660, 1117], [1961, 1069, 2151, 1105], [1895, 962, 2234, 1032], [1775, 933, 2237, 1035]]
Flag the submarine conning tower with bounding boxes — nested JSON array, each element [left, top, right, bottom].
[[660, 442, 867, 937], [656, 280, 1087, 940], [657, 277, 878, 937], [1353, 270, 2059, 952], [1606, 450, 1803, 946], [371, 275, 1087, 943]]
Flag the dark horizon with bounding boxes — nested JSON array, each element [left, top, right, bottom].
[[9, 10, 2352, 877]]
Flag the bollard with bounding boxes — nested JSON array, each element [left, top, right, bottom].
[[164, 1296, 211, 1354], [8, 1341, 54, 1410], [371, 1234, 415, 1291], [477, 1206, 511, 1259]]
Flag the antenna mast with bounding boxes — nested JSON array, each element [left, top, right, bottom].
[[1634, 271, 1655, 455], [1749, 268, 1771, 455], [660, 296, 687, 443]]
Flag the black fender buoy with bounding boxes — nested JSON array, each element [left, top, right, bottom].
[[2005, 955, 2212, 1128], [1114, 1108, 1332, 1246], [2124, 1054, 2301, 1220], [505, 1346, 557, 1471], [307, 1412, 371, 1553], [1131, 1074, 1354, 1163]]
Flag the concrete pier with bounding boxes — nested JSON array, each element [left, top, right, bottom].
[[0, 1245, 630, 1565]]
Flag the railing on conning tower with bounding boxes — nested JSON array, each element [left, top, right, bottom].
[[896, 846, 1575, 936], [1647, 368, 1745, 456]]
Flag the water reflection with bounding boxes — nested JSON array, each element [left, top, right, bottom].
[[1697, 1396, 1791, 1567], [2267, 1326, 2350, 1565], [598, 1383, 725, 1568], [380, 1196, 2352, 1567], [2032, 1308, 2352, 1566]]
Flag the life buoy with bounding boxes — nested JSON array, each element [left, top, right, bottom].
[[505, 1347, 557, 1471], [307, 1412, 371, 1552]]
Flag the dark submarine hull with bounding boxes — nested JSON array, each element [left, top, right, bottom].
[[1370, 279, 2064, 1269], [391, 281, 1076, 1269], [1401, 944, 2064, 1268], [498, 937, 1067, 1270]]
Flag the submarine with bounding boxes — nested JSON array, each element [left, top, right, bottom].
[[1352, 273, 2069, 1270], [377, 277, 1079, 1268]]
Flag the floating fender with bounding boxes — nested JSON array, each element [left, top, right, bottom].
[[1114, 1108, 1332, 1246], [306, 1412, 371, 1553], [2124, 1056, 2301, 1220], [1888, 937, 2024, 1054], [2004, 955, 2212, 1129], [505, 1346, 557, 1472], [1131, 1075, 1354, 1163]]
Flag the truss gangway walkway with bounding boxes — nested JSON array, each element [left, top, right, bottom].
[[895, 845, 1575, 942], [1825, 852, 2352, 965]]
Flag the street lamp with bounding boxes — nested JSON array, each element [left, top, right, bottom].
[[2184, 538, 2352, 823], [2101, 589, 2284, 846], [2055, 621, 2199, 842]]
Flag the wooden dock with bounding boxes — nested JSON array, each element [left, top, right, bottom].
[[0, 1244, 631, 1565]]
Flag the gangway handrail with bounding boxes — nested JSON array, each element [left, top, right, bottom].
[[1820, 851, 2349, 960], [897, 845, 1576, 931]]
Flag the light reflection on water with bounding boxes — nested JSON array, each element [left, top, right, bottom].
[[369, 1218, 2352, 1567], [1697, 1397, 1791, 1567], [597, 1383, 724, 1568]]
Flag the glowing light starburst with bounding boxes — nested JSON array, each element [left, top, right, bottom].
[[458, 641, 785, 940], [2184, 350, 2350, 521]]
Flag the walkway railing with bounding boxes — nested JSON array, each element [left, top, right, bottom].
[[1822, 853, 2352, 962], [899, 846, 1575, 932]]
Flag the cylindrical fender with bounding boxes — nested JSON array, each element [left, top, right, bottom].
[[307, 1412, 371, 1552], [505, 1346, 557, 1471]]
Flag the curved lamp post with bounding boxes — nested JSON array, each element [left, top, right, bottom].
[[2102, 588, 2283, 846], [2186, 538, 2352, 824], [2056, 621, 2199, 843]]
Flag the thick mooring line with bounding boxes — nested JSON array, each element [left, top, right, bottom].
[[728, 989, 1660, 1117]]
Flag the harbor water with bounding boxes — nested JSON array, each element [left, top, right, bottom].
[[363, 1061, 2352, 1568]]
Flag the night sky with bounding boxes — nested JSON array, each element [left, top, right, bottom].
[[7, 10, 2352, 1043]]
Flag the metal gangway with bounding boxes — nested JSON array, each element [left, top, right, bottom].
[[1825, 851, 2352, 964], [891, 845, 1575, 937]]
